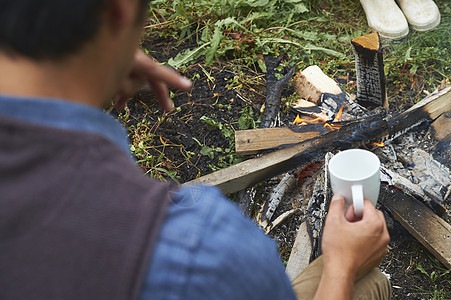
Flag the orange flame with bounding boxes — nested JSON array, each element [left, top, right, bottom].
[[333, 106, 344, 122], [373, 141, 386, 147], [293, 113, 342, 131], [292, 114, 328, 125], [324, 123, 342, 130]]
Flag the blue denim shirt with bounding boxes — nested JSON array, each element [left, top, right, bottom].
[[0, 95, 296, 300]]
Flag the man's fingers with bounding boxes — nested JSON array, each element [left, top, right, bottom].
[[376, 210, 386, 223], [137, 51, 192, 91], [149, 80, 173, 112], [345, 205, 359, 222], [328, 194, 346, 219]]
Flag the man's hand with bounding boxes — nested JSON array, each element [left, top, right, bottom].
[[313, 194, 390, 300], [114, 49, 192, 111]]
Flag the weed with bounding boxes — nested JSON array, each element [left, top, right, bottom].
[[411, 262, 451, 299], [416, 263, 451, 283]]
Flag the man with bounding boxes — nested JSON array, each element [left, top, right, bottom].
[[0, 0, 390, 299]]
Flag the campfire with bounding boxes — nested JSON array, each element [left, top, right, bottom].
[[185, 33, 451, 275]]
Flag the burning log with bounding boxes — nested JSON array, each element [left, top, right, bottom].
[[293, 65, 368, 120], [185, 87, 450, 194], [236, 65, 373, 156], [351, 32, 387, 108], [294, 65, 346, 106]]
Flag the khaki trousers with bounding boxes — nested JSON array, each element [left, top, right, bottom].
[[292, 256, 391, 300]]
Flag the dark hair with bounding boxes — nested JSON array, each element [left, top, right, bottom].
[[0, 0, 148, 60]]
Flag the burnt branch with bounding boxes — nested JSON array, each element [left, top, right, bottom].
[[237, 56, 295, 215], [260, 56, 296, 129]]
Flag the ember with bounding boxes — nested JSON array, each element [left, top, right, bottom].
[[373, 141, 386, 147]]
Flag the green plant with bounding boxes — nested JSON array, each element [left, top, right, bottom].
[[416, 263, 451, 283], [147, 0, 352, 71], [411, 262, 451, 300]]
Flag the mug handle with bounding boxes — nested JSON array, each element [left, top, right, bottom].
[[351, 184, 364, 218]]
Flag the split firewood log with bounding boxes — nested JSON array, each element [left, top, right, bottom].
[[351, 32, 388, 108], [293, 65, 367, 119]]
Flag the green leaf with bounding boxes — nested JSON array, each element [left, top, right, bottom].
[[206, 26, 223, 65], [404, 46, 412, 61], [167, 42, 211, 69], [243, 0, 270, 7], [257, 58, 267, 73], [304, 43, 344, 57], [200, 146, 215, 158]]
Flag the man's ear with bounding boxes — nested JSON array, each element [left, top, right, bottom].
[[105, 0, 137, 30]]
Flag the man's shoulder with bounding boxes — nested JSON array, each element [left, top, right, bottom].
[[141, 185, 297, 300]]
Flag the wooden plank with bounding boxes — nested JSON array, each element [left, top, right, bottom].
[[185, 88, 451, 194], [285, 222, 312, 280], [235, 127, 320, 155], [430, 113, 451, 141], [380, 184, 451, 268]]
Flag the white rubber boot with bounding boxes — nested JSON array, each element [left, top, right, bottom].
[[397, 0, 441, 32], [359, 0, 409, 39]]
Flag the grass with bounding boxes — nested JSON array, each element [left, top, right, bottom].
[[146, 0, 449, 101]]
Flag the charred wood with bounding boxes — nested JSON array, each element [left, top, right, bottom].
[[285, 153, 333, 280], [351, 32, 387, 108], [293, 65, 368, 120], [380, 165, 446, 216], [260, 56, 296, 129], [258, 172, 296, 229]]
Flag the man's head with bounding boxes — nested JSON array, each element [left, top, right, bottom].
[[0, 0, 149, 107], [0, 0, 148, 60]]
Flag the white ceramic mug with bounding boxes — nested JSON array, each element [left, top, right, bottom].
[[328, 149, 380, 217]]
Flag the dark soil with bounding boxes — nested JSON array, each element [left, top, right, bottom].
[[118, 34, 450, 299]]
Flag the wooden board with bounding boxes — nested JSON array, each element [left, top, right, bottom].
[[235, 127, 320, 155], [380, 184, 451, 268], [285, 222, 312, 280], [430, 113, 451, 141]]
